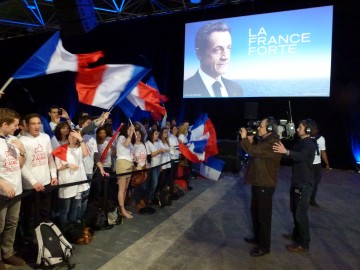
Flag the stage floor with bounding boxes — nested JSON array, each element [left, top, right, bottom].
[[15, 166, 360, 270]]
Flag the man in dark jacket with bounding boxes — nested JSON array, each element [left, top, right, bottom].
[[273, 119, 316, 252], [240, 117, 281, 257]]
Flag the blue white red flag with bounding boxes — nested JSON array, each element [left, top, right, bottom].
[[179, 113, 218, 162], [75, 64, 149, 110], [41, 116, 60, 150], [13, 32, 103, 79], [199, 156, 225, 181], [120, 77, 167, 121]]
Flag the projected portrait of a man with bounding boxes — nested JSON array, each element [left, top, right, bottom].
[[183, 21, 243, 98]]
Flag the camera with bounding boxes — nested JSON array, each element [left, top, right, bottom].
[[246, 120, 260, 136], [58, 108, 62, 115]]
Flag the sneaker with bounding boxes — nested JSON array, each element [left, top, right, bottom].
[[2, 255, 26, 266]]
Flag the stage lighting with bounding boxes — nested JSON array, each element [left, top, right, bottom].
[[190, 0, 202, 3]]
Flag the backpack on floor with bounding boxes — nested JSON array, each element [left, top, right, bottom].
[[35, 222, 75, 269]]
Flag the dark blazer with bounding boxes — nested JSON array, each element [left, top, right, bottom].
[[183, 71, 243, 97]]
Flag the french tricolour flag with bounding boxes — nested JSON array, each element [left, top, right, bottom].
[[13, 32, 103, 79], [75, 64, 150, 110], [200, 156, 225, 181], [179, 113, 218, 163], [120, 79, 167, 121]]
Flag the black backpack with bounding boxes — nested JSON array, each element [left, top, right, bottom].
[[35, 222, 75, 269]]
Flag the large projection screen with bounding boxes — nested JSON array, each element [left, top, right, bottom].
[[183, 6, 333, 98]]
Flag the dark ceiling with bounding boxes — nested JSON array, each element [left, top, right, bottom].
[[0, 0, 244, 40]]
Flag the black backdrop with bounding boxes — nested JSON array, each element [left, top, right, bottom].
[[0, 0, 359, 170]]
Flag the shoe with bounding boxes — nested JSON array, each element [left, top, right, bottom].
[[250, 247, 269, 257], [282, 233, 294, 241], [244, 237, 258, 244], [119, 210, 133, 219], [310, 201, 320, 207], [286, 243, 309, 252], [2, 255, 26, 266]]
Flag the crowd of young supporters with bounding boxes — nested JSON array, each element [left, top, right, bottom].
[[0, 106, 194, 268]]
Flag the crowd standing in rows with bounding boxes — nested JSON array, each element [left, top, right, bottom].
[[0, 106, 194, 269]]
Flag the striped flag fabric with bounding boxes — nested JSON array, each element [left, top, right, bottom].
[[200, 156, 225, 181], [120, 79, 167, 121], [179, 113, 218, 162], [75, 64, 149, 110], [13, 32, 103, 79]]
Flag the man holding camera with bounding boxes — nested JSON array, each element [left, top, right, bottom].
[[48, 105, 75, 131], [240, 117, 281, 257], [273, 119, 316, 252]]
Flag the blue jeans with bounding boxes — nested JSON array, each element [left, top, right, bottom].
[[77, 189, 90, 221], [59, 197, 81, 228], [290, 183, 313, 248], [148, 166, 160, 201]]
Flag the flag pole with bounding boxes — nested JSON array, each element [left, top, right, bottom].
[[0, 77, 14, 94]]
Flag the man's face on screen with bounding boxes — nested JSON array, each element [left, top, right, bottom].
[[198, 31, 232, 79]]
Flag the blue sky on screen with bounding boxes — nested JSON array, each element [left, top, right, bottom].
[[184, 6, 333, 81]]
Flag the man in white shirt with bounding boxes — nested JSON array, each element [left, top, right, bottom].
[[310, 122, 330, 207], [0, 108, 27, 268], [20, 113, 58, 240]]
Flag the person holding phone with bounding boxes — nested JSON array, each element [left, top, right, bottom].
[[48, 105, 75, 131]]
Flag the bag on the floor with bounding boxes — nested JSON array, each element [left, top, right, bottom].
[[93, 208, 114, 230], [131, 165, 148, 187], [76, 227, 93, 245], [35, 222, 75, 269], [64, 222, 94, 245]]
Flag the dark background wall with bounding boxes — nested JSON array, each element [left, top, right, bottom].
[[0, 0, 359, 170]]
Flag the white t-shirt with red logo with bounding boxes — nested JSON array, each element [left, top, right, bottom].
[[0, 136, 22, 196], [20, 132, 57, 189]]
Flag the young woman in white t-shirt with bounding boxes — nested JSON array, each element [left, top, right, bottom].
[[115, 124, 135, 219], [54, 129, 89, 229], [157, 128, 172, 207], [145, 129, 164, 205]]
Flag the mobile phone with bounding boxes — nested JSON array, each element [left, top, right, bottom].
[[58, 108, 63, 115]]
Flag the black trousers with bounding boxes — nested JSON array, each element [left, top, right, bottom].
[[21, 187, 52, 237], [250, 186, 275, 252]]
